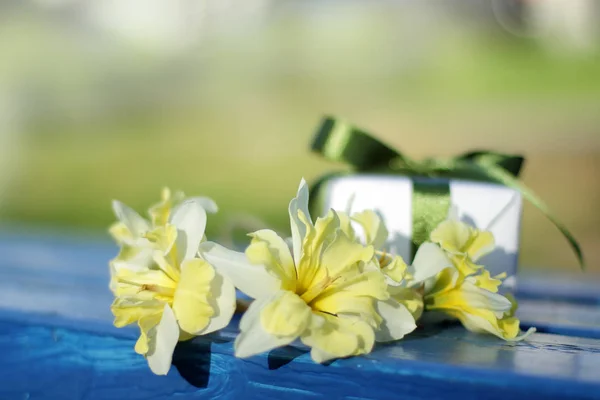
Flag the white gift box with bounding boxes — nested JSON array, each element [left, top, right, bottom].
[[316, 174, 522, 277]]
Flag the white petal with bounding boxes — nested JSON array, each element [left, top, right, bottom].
[[409, 242, 452, 284], [461, 313, 539, 342], [235, 292, 297, 358], [112, 200, 150, 239], [146, 304, 179, 375], [184, 196, 219, 214], [111, 247, 154, 273], [461, 280, 512, 313], [344, 192, 356, 214], [375, 299, 417, 342], [170, 198, 208, 262], [198, 241, 281, 299], [288, 178, 311, 264], [198, 270, 237, 334], [447, 205, 460, 221]]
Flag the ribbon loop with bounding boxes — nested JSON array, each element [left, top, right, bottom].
[[311, 116, 584, 269], [311, 116, 399, 170]]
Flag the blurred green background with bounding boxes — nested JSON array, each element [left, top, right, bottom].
[[0, 1, 598, 273]]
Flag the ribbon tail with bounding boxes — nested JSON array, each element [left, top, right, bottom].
[[476, 164, 585, 270]]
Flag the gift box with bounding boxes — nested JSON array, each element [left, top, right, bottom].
[[314, 174, 522, 277], [309, 116, 583, 276]]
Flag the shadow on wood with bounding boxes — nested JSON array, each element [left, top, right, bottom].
[[268, 346, 309, 370], [172, 339, 213, 388]]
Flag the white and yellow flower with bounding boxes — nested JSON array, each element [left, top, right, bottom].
[[199, 179, 419, 363], [424, 267, 534, 341], [337, 208, 452, 324], [109, 192, 235, 375], [424, 218, 534, 341], [109, 189, 216, 279]]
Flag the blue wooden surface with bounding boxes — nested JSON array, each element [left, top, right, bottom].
[[517, 274, 600, 305], [1, 230, 600, 399]]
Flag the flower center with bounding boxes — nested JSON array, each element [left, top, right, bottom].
[[377, 251, 391, 269], [299, 274, 341, 306]]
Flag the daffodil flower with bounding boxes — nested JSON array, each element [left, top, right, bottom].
[[424, 267, 535, 341], [109, 188, 217, 282], [424, 218, 535, 341], [109, 188, 184, 246], [338, 208, 452, 323], [200, 179, 418, 363], [109, 194, 235, 375]]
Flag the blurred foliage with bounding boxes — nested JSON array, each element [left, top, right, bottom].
[[0, 1, 599, 272]]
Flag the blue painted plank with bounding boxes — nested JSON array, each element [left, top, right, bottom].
[[2, 230, 600, 399], [516, 274, 600, 305], [0, 230, 115, 323], [2, 311, 600, 400], [517, 299, 600, 339]]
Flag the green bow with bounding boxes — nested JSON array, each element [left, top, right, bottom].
[[311, 116, 584, 269]]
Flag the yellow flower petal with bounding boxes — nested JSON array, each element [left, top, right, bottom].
[[144, 225, 178, 255], [295, 210, 339, 293], [307, 269, 388, 330], [428, 278, 511, 316], [451, 256, 482, 277], [497, 315, 520, 338], [430, 220, 472, 255], [389, 286, 424, 321], [471, 269, 503, 293], [352, 210, 388, 249], [151, 251, 181, 284], [466, 231, 495, 262], [148, 188, 184, 227], [379, 253, 408, 284], [172, 259, 215, 334], [425, 268, 532, 341], [135, 311, 163, 354], [424, 267, 459, 296], [320, 270, 389, 302], [196, 270, 237, 335], [178, 331, 195, 342], [429, 219, 496, 277], [320, 230, 374, 278], [235, 292, 302, 358], [111, 297, 164, 328], [114, 266, 177, 298], [246, 229, 297, 291], [260, 291, 312, 337], [310, 291, 380, 328], [109, 222, 134, 245], [302, 313, 375, 363], [336, 211, 356, 242], [455, 309, 533, 341]]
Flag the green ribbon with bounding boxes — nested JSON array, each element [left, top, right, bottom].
[[311, 116, 584, 269], [411, 180, 450, 258]]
